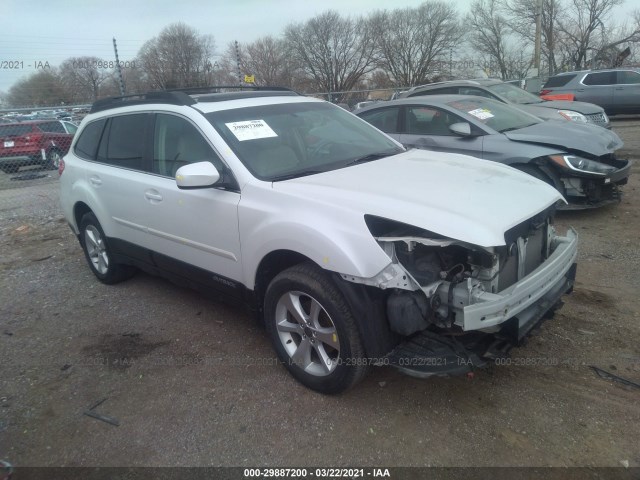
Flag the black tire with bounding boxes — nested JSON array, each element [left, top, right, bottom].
[[264, 263, 368, 394], [513, 164, 564, 196], [46, 149, 62, 170], [1, 164, 19, 174], [79, 212, 136, 284]]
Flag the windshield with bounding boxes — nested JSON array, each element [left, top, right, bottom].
[[487, 83, 543, 104], [447, 97, 541, 133], [206, 102, 403, 181]]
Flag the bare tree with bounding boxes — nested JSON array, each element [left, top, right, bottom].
[[242, 36, 294, 87], [138, 23, 215, 89], [284, 11, 377, 100], [557, 0, 624, 70], [465, 0, 515, 79], [369, 2, 463, 87], [505, 0, 563, 75], [59, 56, 113, 103], [7, 70, 69, 108]]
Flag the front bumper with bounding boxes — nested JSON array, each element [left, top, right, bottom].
[[561, 159, 632, 209], [452, 228, 578, 332]]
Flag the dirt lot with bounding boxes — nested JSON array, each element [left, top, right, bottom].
[[0, 118, 639, 469]]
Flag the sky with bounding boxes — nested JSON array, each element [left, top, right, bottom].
[[0, 0, 474, 93], [0, 0, 635, 94]]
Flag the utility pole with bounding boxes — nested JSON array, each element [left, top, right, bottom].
[[533, 0, 543, 77], [235, 41, 242, 86], [113, 38, 126, 96]]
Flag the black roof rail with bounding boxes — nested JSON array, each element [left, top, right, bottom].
[[165, 85, 297, 95], [90, 86, 299, 113], [90, 91, 196, 113]]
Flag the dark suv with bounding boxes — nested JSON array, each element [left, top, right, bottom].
[[541, 69, 640, 114], [0, 120, 75, 173], [399, 79, 610, 128]]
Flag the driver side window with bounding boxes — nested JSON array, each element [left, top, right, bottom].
[[153, 114, 223, 177], [405, 106, 462, 136]]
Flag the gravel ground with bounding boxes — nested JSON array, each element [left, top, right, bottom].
[[0, 120, 639, 469]]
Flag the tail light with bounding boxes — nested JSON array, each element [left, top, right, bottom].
[[58, 157, 65, 176], [24, 133, 43, 146], [539, 89, 552, 96]]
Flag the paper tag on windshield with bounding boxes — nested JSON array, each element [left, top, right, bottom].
[[468, 108, 494, 120], [225, 120, 278, 141]]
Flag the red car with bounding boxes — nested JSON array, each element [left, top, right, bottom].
[[0, 120, 75, 174]]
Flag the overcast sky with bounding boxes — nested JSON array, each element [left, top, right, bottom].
[[0, 0, 634, 94], [0, 0, 476, 93]]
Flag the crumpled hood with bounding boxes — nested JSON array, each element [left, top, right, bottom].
[[273, 150, 562, 247], [504, 120, 623, 156], [535, 99, 604, 115]]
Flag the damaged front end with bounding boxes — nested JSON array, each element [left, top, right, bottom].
[[342, 212, 578, 378]]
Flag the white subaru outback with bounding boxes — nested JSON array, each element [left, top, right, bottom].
[[59, 88, 578, 393]]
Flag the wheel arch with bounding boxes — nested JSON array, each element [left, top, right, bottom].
[[253, 249, 314, 309], [73, 201, 93, 232]]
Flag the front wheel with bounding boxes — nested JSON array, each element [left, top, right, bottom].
[[79, 212, 136, 284], [264, 263, 368, 394]]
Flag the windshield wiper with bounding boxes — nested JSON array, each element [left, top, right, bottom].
[[271, 169, 325, 182], [346, 151, 398, 166], [500, 123, 538, 133]]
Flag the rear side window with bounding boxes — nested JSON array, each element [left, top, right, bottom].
[[358, 107, 400, 133], [74, 119, 106, 159], [0, 125, 32, 137], [582, 72, 615, 86], [39, 121, 66, 133], [617, 71, 640, 85], [543, 75, 576, 88], [408, 87, 457, 97], [97, 114, 147, 170]]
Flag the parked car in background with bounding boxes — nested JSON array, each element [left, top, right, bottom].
[[399, 79, 611, 128], [541, 68, 640, 114], [59, 88, 578, 393], [356, 95, 631, 209], [0, 120, 75, 173]]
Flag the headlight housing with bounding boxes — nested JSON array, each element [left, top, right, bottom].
[[549, 154, 616, 176], [558, 110, 588, 123]]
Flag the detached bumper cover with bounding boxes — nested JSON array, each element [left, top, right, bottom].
[[458, 227, 578, 332]]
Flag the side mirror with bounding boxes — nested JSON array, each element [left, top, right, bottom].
[[449, 122, 472, 136], [175, 161, 220, 189]]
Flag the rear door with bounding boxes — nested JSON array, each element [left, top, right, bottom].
[[577, 71, 615, 110], [613, 70, 640, 113]]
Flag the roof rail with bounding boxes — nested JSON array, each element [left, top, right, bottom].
[[90, 91, 196, 113], [165, 85, 297, 95], [89, 86, 298, 113]]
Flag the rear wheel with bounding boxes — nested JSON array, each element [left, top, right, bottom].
[[1, 164, 19, 174], [264, 263, 368, 394], [79, 212, 136, 284]]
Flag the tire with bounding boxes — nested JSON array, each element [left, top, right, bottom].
[[79, 212, 136, 284], [47, 149, 62, 170], [264, 263, 368, 394], [513, 164, 564, 196], [1, 164, 19, 174]]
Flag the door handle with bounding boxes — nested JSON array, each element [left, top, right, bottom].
[[615, 87, 624, 90], [89, 176, 102, 186], [576, 88, 584, 92], [144, 189, 163, 203]]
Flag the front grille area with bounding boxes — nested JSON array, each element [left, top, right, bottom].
[[497, 226, 546, 292], [586, 112, 608, 126]]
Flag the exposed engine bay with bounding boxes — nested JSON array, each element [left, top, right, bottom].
[[344, 208, 575, 339]]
